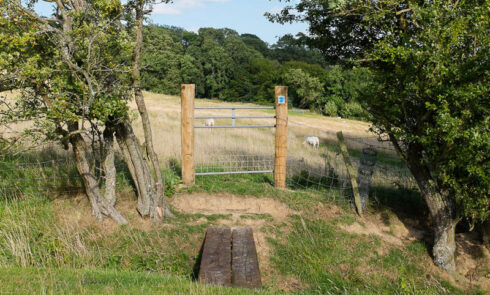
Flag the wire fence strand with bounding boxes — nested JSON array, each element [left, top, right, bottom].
[[1, 129, 418, 207]]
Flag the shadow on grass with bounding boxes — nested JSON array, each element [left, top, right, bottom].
[[191, 239, 205, 281]]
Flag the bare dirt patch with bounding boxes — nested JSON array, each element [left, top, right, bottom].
[[171, 193, 295, 221], [53, 190, 156, 234], [455, 232, 490, 291], [340, 211, 426, 247]]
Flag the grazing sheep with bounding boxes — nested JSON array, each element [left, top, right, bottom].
[[205, 118, 215, 127], [303, 136, 320, 149]]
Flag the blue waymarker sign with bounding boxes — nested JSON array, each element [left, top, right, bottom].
[[278, 96, 285, 104]]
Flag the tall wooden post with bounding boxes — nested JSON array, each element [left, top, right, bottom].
[[274, 86, 288, 188], [181, 84, 195, 185], [337, 131, 363, 217]]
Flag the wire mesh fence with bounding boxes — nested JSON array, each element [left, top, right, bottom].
[[195, 154, 274, 175], [193, 107, 276, 176], [283, 129, 418, 207], [0, 127, 418, 209], [0, 145, 82, 199]]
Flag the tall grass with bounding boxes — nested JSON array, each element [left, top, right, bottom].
[[268, 217, 480, 295], [0, 267, 277, 295]]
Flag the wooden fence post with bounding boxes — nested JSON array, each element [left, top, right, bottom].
[[181, 84, 195, 185], [337, 131, 363, 217], [274, 86, 288, 188]]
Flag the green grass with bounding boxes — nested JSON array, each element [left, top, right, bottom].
[[0, 150, 486, 294], [268, 217, 483, 295], [0, 266, 278, 295], [0, 193, 221, 275]]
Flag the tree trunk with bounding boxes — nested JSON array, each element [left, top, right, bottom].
[[132, 0, 166, 205], [114, 120, 173, 220], [69, 124, 127, 225], [482, 218, 490, 245], [408, 158, 458, 273], [432, 215, 457, 272], [102, 124, 117, 207], [115, 121, 152, 216]]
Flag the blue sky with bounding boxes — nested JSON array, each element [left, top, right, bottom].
[[150, 0, 307, 44], [34, 0, 307, 45]]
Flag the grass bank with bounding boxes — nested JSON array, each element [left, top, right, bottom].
[[0, 267, 274, 295]]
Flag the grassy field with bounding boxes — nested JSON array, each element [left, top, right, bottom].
[[132, 92, 414, 190], [0, 267, 273, 295], [0, 91, 489, 294]]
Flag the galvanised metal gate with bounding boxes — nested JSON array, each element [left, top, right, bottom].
[[180, 84, 288, 188], [194, 106, 276, 176]]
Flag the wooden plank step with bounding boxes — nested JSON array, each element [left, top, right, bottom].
[[198, 226, 262, 289], [231, 226, 262, 289], [198, 226, 232, 286]]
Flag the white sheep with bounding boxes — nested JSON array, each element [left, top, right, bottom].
[[303, 136, 320, 149], [205, 118, 215, 127]]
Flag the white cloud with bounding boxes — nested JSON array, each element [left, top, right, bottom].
[[153, 0, 230, 15], [266, 5, 282, 15], [187, 27, 200, 33]]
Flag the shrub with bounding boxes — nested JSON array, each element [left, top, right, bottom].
[[339, 101, 369, 120], [323, 100, 338, 117]]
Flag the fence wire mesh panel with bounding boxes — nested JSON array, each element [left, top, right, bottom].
[[286, 139, 355, 206], [0, 142, 182, 199], [193, 106, 276, 176], [285, 126, 418, 206], [0, 144, 82, 199]]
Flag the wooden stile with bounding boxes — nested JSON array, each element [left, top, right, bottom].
[[231, 227, 262, 289], [198, 226, 262, 289]]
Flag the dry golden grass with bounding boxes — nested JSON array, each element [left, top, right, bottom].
[[1, 89, 388, 162], [131, 91, 405, 187], [0, 90, 35, 141], [1, 90, 407, 187], [132, 92, 386, 161]]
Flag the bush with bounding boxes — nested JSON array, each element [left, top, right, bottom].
[[339, 101, 369, 120], [323, 100, 338, 116]]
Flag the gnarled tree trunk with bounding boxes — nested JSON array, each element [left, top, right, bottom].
[[69, 124, 127, 225], [408, 157, 458, 273], [114, 120, 173, 221], [102, 124, 117, 207], [132, 0, 166, 204]]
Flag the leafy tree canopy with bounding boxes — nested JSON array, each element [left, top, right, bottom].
[[140, 25, 370, 119], [268, 0, 489, 272]]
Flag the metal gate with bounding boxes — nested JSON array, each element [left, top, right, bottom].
[[180, 84, 288, 187], [194, 106, 276, 176]]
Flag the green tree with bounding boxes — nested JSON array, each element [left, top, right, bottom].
[[139, 26, 332, 107], [253, 58, 282, 103], [282, 60, 328, 83], [284, 68, 325, 110], [324, 66, 370, 119], [0, 0, 173, 223], [270, 34, 327, 66], [241, 33, 270, 57], [269, 0, 490, 272], [141, 26, 183, 95]]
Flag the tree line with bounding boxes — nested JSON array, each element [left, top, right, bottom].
[[140, 25, 371, 120]]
